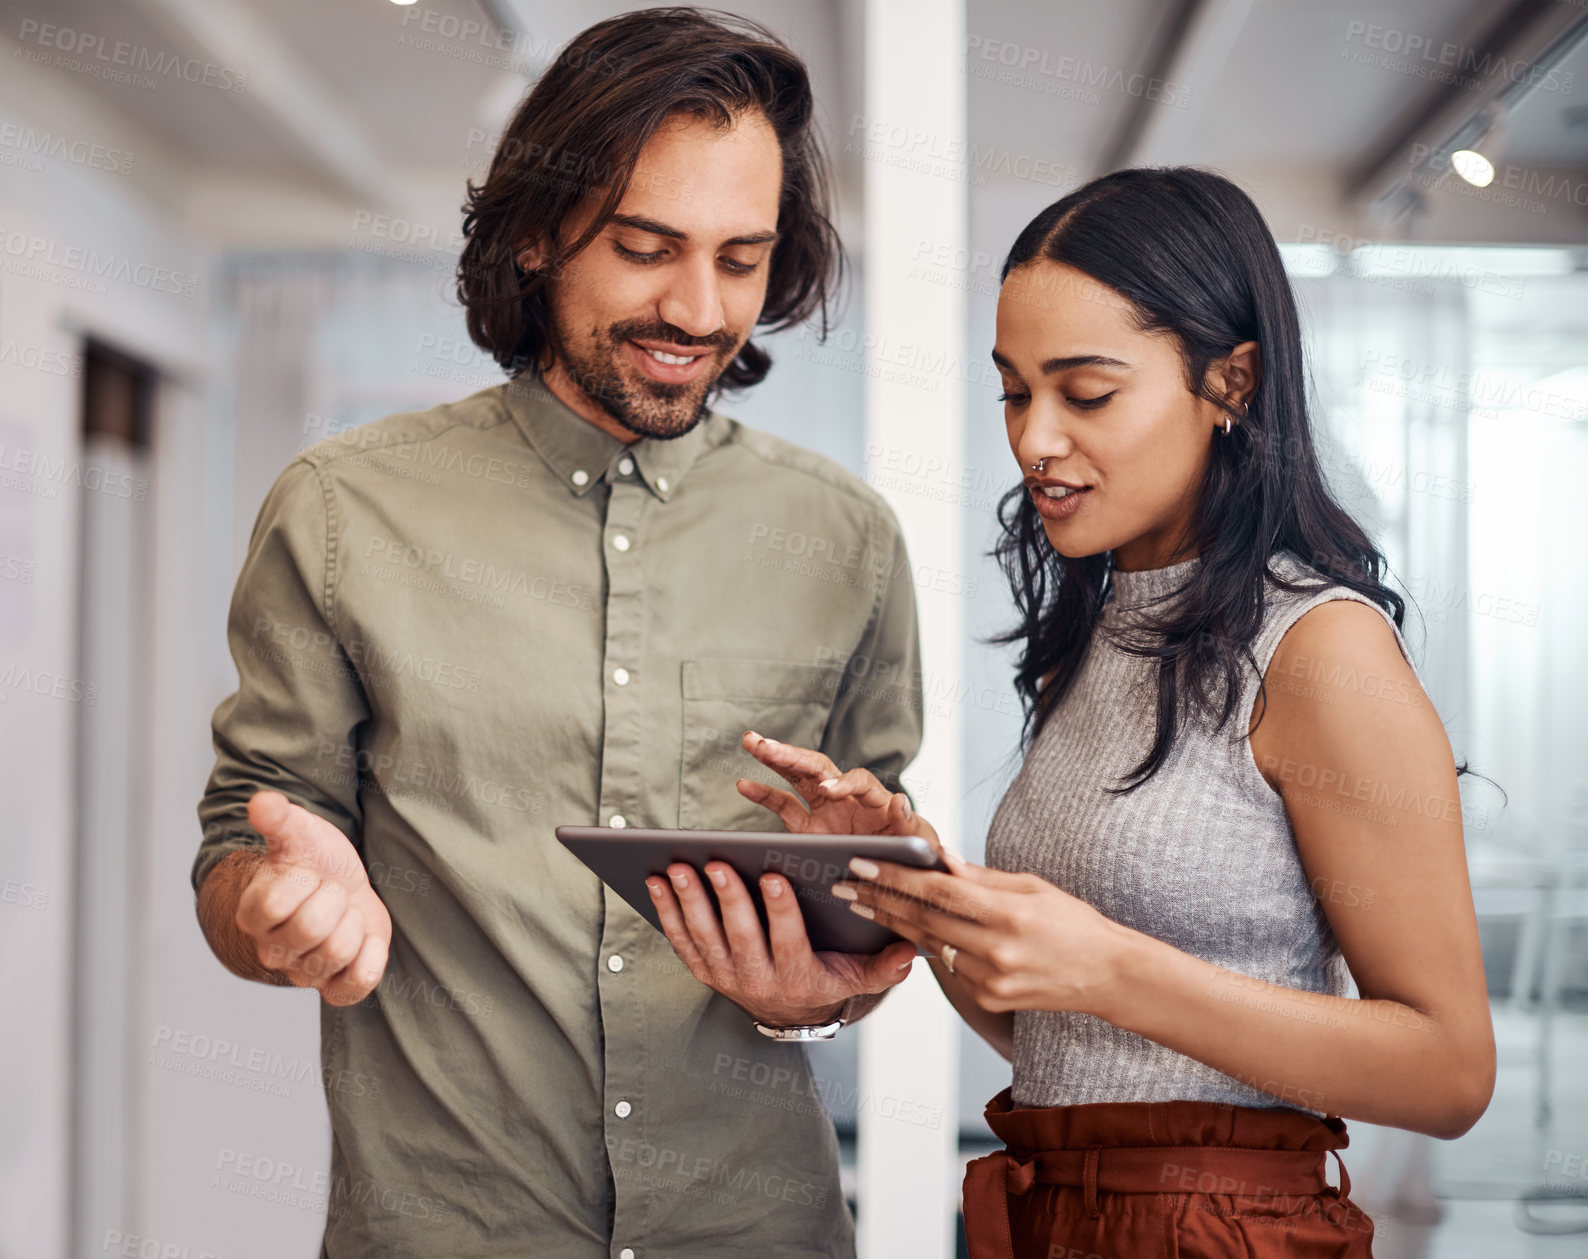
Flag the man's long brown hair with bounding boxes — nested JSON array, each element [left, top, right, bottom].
[[457, 7, 844, 391]]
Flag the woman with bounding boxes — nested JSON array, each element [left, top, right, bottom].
[[661, 168, 1495, 1257]]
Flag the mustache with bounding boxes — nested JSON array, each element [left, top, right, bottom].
[[607, 318, 737, 354]]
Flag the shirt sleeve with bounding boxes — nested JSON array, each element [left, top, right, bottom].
[[192, 458, 371, 892], [817, 501, 924, 794]]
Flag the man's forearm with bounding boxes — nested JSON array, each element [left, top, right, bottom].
[[195, 848, 291, 987]]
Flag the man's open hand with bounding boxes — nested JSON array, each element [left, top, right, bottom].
[[234, 791, 391, 1006]]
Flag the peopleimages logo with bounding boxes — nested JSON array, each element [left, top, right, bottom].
[[0, 227, 199, 298], [14, 18, 249, 92], [250, 614, 484, 693], [0, 440, 149, 499], [1342, 19, 1574, 94], [0, 123, 133, 174], [396, 5, 627, 77], [0, 664, 99, 706], [0, 339, 81, 378], [964, 35, 1194, 108]]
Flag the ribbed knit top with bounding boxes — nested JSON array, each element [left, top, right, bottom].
[[984, 551, 1416, 1114]]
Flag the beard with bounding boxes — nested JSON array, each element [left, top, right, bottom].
[[552, 313, 740, 441]]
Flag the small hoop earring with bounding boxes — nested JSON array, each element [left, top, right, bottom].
[[1239, 401, 1250, 417], [1222, 417, 1232, 435]]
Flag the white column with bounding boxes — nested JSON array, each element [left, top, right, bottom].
[[73, 435, 150, 1255], [856, 2, 965, 1256]]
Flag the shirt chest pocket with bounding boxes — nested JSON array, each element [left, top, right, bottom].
[[679, 660, 842, 831]]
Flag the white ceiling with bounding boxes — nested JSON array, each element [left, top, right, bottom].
[[1503, 32, 1588, 164], [227, 0, 526, 167], [0, 0, 1581, 247], [1, 0, 322, 174], [1142, 0, 1502, 166]]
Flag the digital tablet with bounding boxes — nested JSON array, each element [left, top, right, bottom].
[[555, 826, 949, 954]]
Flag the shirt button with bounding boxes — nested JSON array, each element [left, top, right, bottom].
[[656, 476, 669, 493], [620, 1250, 635, 1259], [607, 955, 624, 973], [612, 534, 631, 552], [571, 469, 589, 487], [609, 814, 627, 828], [614, 1100, 632, 1119], [617, 457, 635, 476], [612, 667, 630, 686]]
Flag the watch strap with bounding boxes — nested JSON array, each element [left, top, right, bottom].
[[753, 996, 859, 1041]]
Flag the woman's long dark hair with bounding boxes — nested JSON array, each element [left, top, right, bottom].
[[992, 167, 1407, 791]]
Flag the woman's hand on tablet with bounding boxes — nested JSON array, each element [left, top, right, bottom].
[[645, 859, 917, 1027], [834, 852, 1127, 1019], [735, 731, 942, 853]]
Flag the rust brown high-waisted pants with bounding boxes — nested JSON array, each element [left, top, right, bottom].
[[963, 1089, 1376, 1258]]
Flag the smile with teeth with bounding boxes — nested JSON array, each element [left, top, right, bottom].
[[1040, 485, 1086, 498], [642, 347, 702, 365]]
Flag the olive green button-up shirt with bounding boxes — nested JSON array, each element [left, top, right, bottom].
[[194, 375, 923, 1258]]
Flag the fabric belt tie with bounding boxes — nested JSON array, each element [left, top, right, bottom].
[[963, 1143, 1352, 1259]]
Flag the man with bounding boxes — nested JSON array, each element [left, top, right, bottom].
[[192, 8, 923, 1257]]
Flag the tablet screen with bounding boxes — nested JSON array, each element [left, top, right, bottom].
[[555, 826, 947, 954]]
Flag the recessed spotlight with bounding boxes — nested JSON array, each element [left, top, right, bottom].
[[1451, 149, 1495, 187]]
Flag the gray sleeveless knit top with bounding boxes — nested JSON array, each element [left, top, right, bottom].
[[984, 551, 1416, 1114]]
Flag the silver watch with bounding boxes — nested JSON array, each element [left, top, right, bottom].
[[753, 997, 857, 1041]]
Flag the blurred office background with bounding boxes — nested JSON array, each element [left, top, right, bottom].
[[1, 0, 1585, 1256]]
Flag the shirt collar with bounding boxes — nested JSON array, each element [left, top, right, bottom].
[[502, 373, 720, 503]]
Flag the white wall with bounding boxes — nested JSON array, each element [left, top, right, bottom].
[[0, 41, 286, 1259]]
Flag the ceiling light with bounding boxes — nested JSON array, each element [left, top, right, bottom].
[[1451, 149, 1495, 187]]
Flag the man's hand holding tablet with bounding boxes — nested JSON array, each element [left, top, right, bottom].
[[643, 731, 940, 1031]]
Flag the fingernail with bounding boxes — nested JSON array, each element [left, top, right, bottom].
[[707, 867, 726, 889], [849, 857, 880, 880], [646, 880, 663, 898], [849, 903, 876, 920], [901, 796, 913, 819], [820, 778, 839, 791], [761, 876, 783, 898], [830, 882, 858, 901], [670, 870, 689, 889], [896, 957, 915, 971]]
